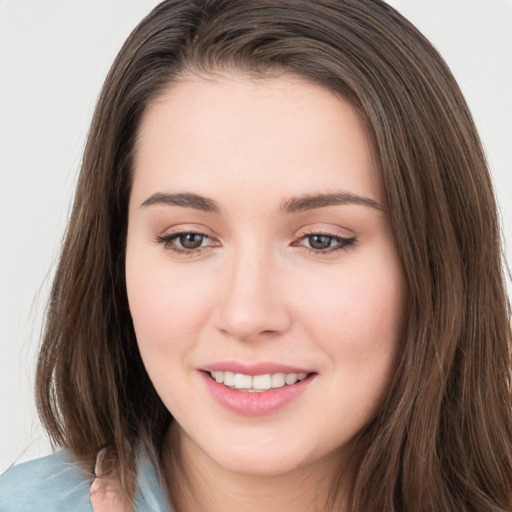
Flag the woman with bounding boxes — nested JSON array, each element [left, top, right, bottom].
[[1, 0, 511, 510]]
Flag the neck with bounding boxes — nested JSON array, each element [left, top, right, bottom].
[[162, 423, 353, 512]]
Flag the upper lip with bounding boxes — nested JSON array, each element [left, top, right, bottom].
[[201, 361, 314, 376]]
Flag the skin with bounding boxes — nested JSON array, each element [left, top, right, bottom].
[[125, 72, 407, 511], [89, 453, 131, 512]]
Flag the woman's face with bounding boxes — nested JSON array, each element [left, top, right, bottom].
[[126, 73, 406, 478]]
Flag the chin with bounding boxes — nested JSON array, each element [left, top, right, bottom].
[[214, 447, 307, 477]]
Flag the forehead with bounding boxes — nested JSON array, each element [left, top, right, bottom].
[[132, 72, 382, 208]]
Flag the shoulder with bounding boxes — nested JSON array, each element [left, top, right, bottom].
[[0, 450, 92, 511]]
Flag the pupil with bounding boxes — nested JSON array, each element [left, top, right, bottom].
[[180, 233, 203, 249], [309, 235, 332, 250]]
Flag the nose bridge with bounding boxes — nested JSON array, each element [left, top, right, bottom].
[[216, 240, 290, 341]]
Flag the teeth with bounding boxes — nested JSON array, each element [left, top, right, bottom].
[[234, 373, 252, 389], [210, 371, 309, 391], [224, 371, 235, 386], [252, 374, 272, 390], [271, 373, 285, 388], [285, 373, 298, 385]]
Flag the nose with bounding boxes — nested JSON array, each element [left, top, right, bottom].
[[214, 246, 292, 342]]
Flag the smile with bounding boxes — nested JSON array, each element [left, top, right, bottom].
[[202, 370, 316, 415], [209, 371, 309, 392]]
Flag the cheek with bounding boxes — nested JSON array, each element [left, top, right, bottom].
[[301, 266, 405, 432], [125, 249, 217, 353], [300, 266, 404, 347], [125, 253, 218, 417], [296, 253, 405, 403]]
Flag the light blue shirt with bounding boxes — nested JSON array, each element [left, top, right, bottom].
[[0, 449, 173, 511]]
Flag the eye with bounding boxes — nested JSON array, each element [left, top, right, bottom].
[[307, 234, 338, 250], [155, 231, 217, 255], [297, 232, 356, 254], [176, 233, 206, 249]]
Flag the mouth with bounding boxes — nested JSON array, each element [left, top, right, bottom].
[[206, 370, 312, 392], [201, 368, 316, 415], [200, 362, 317, 415]]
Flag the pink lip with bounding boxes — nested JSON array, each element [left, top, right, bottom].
[[200, 369, 316, 416], [202, 361, 312, 376]]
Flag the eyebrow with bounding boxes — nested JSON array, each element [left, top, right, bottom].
[[280, 192, 384, 213], [140, 192, 221, 212], [140, 190, 384, 214]]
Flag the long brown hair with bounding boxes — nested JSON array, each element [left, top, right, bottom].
[[36, 1, 512, 509]]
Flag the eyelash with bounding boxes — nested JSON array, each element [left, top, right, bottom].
[[155, 230, 356, 256], [155, 232, 214, 256], [297, 231, 356, 255]]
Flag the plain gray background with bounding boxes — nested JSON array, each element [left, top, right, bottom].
[[1, 0, 511, 473]]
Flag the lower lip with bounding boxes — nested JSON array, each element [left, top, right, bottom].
[[200, 371, 315, 416]]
